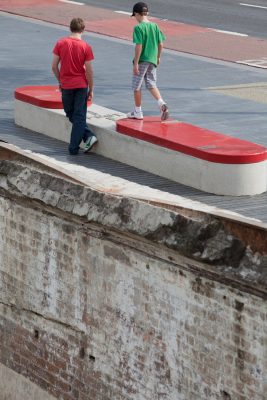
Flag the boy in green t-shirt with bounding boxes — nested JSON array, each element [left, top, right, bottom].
[[127, 2, 169, 121]]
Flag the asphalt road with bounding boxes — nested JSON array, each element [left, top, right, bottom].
[[73, 0, 267, 39]]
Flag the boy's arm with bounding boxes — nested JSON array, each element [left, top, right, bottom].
[[133, 44, 142, 75], [52, 54, 61, 87], [157, 42, 163, 65], [85, 60, 94, 101]]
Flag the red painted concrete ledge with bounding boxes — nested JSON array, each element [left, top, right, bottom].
[[15, 86, 92, 109], [116, 117, 267, 164]]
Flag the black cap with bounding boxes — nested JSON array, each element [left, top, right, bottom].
[[131, 2, 148, 16]]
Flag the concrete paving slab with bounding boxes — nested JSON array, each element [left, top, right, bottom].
[[209, 82, 267, 104]]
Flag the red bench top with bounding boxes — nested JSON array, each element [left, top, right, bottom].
[[116, 117, 267, 164], [15, 85, 92, 109]]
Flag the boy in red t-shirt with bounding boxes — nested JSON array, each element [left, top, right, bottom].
[[52, 18, 97, 155]]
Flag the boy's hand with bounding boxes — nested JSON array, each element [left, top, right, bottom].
[[133, 63, 139, 75], [87, 89, 94, 101], [157, 57, 161, 65]]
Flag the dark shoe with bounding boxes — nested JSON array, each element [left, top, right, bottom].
[[160, 103, 169, 121]]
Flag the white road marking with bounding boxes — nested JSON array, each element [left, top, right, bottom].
[[237, 57, 267, 68], [59, 0, 84, 5], [214, 29, 248, 37], [240, 3, 267, 9], [115, 11, 132, 16]]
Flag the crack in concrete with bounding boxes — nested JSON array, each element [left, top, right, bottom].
[[0, 300, 85, 334]]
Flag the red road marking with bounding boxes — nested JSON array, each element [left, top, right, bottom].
[[87, 18, 208, 41], [2, 0, 267, 64], [0, 0, 56, 7]]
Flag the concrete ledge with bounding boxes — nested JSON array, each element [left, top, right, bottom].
[[14, 94, 267, 196]]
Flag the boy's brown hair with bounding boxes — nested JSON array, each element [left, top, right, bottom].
[[131, 2, 148, 16], [70, 18, 85, 33]]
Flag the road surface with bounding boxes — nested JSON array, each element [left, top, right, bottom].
[[70, 0, 267, 38]]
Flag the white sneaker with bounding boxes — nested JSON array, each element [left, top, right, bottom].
[[127, 111, 143, 120], [83, 135, 98, 153], [160, 103, 169, 121]]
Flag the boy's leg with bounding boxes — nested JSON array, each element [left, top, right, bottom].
[[145, 64, 169, 121], [127, 63, 150, 119], [149, 87, 169, 121], [62, 88, 96, 154], [81, 88, 98, 153], [149, 87, 161, 101], [127, 88, 143, 119], [68, 88, 88, 155], [134, 90, 142, 107], [80, 87, 95, 143], [62, 88, 74, 123]]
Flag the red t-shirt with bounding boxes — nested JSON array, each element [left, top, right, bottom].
[[53, 37, 94, 89]]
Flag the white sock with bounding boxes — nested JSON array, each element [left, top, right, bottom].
[[135, 106, 142, 113], [157, 98, 165, 107]]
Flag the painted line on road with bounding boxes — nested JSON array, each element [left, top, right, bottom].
[[59, 0, 85, 5], [114, 10, 169, 20], [214, 29, 248, 37], [237, 58, 267, 68], [115, 11, 132, 16], [240, 3, 267, 10]]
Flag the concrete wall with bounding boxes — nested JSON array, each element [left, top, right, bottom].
[[0, 158, 266, 400]]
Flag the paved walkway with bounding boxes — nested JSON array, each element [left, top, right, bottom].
[[1, 10, 267, 225]]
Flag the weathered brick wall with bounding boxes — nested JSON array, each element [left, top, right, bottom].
[[0, 159, 266, 400]]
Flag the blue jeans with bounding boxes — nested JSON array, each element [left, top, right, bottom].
[[61, 87, 94, 155]]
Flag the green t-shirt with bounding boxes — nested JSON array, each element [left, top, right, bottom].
[[133, 21, 166, 66]]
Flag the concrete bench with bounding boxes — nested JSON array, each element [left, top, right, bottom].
[[116, 117, 267, 196], [14, 85, 267, 196]]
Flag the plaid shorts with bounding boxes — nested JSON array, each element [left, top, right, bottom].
[[132, 62, 157, 91]]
